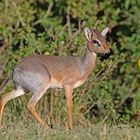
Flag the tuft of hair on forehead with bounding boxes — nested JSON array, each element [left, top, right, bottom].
[[92, 28, 99, 32], [92, 28, 102, 39], [92, 28, 101, 33]]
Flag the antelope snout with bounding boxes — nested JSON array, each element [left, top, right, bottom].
[[99, 48, 113, 61], [107, 48, 113, 55], [105, 49, 110, 54]]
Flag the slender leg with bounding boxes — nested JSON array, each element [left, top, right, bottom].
[[27, 88, 49, 129], [64, 85, 73, 130], [0, 88, 25, 127]]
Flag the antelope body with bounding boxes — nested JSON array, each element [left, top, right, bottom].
[[0, 26, 110, 130]]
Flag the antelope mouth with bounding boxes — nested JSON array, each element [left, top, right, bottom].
[[98, 49, 113, 61]]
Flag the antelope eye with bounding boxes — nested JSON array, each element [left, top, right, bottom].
[[93, 40, 100, 47]]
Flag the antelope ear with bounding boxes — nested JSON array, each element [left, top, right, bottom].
[[101, 27, 109, 36], [84, 27, 91, 42]]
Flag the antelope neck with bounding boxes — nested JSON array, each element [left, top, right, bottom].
[[80, 47, 97, 78]]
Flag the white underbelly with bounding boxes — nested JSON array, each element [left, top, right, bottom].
[[73, 80, 85, 88], [49, 78, 63, 88], [49, 78, 85, 89]]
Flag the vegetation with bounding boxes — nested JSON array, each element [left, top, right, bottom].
[[0, 0, 140, 139]]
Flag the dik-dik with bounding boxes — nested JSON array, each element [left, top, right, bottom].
[[0, 26, 110, 130]]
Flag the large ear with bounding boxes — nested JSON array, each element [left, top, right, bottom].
[[84, 27, 91, 42], [101, 27, 109, 36]]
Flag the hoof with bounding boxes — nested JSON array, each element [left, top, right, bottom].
[[50, 123, 55, 129]]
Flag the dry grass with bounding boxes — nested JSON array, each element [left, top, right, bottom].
[[0, 90, 140, 140], [0, 117, 140, 140]]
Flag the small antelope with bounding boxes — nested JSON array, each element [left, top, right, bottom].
[[0, 26, 110, 130]]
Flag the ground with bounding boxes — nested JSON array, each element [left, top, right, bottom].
[[0, 118, 140, 140]]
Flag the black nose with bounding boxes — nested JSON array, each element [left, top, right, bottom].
[[109, 48, 114, 55], [98, 48, 113, 61]]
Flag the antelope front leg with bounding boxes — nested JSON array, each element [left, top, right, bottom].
[[64, 85, 73, 130]]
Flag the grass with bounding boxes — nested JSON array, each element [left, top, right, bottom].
[[0, 94, 139, 140], [0, 92, 140, 140], [0, 116, 140, 140]]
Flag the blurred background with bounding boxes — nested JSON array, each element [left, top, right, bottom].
[[0, 0, 140, 129]]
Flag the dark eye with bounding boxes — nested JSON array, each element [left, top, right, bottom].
[[93, 40, 100, 47]]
